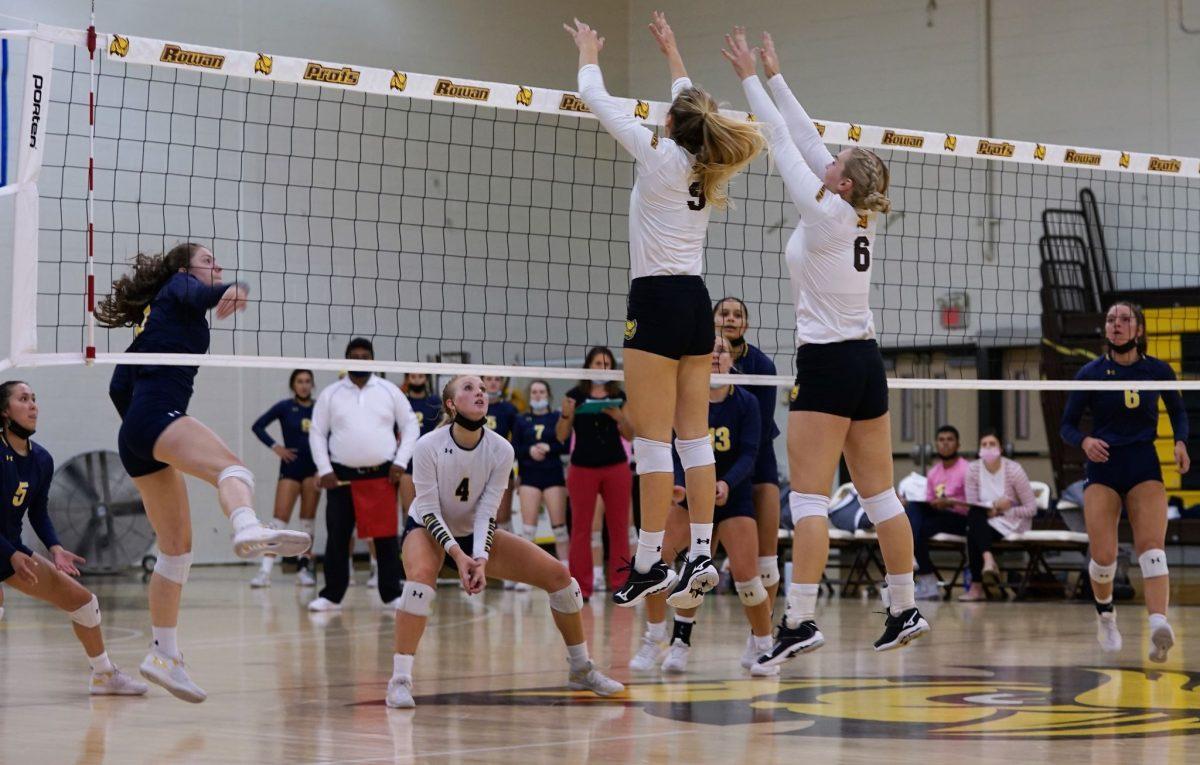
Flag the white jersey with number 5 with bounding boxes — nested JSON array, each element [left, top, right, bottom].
[[742, 74, 877, 346], [578, 64, 711, 279], [409, 426, 514, 559]]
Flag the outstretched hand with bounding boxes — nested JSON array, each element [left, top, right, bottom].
[[758, 31, 781, 78], [563, 18, 605, 59], [215, 283, 249, 320], [648, 11, 677, 56], [721, 26, 758, 80]]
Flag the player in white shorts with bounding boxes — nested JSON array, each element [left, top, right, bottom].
[[385, 375, 624, 709]]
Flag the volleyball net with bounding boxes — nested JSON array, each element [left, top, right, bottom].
[[2, 23, 1199, 392]]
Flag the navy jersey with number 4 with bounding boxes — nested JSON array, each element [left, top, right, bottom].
[[109, 272, 237, 409], [674, 387, 761, 503], [0, 436, 60, 562], [407, 394, 442, 438], [1061, 355, 1189, 448], [252, 399, 315, 456]]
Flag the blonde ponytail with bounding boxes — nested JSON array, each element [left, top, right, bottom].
[[668, 87, 766, 211]]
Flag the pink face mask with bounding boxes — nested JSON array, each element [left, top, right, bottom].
[[979, 446, 1002, 462]]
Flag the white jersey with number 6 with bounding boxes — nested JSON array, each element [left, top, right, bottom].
[[742, 74, 877, 346], [409, 426, 514, 560]]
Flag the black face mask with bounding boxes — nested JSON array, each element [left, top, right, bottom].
[[1109, 338, 1138, 355], [408, 383, 426, 395], [454, 412, 486, 431], [5, 421, 35, 439], [728, 335, 746, 350], [348, 371, 371, 383]]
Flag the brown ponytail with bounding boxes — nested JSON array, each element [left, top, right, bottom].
[[95, 242, 201, 328], [668, 87, 765, 210], [842, 148, 891, 213]]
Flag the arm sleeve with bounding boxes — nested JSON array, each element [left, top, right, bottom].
[[1007, 461, 1038, 519], [670, 76, 692, 101], [173, 276, 240, 313], [766, 74, 835, 176], [27, 456, 61, 550], [578, 64, 665, 168], [965, 461, 981, 506], [1158, 363, 1191, 443], [721, 398, 761, 489], [0, 530, 17, 560], [1059, 390, 1088, 448], [472, 446, 513, 560], [392, 389, 420, 468], [309, 389, 334, 476], [251, 402, 281, 448], [512, 417, 531, 458], [741, 75, 845, 222], [410, 440, 460, 557], [547, 414, 568, 457]]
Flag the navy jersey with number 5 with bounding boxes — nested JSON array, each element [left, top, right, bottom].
[[0, 436, 60, 565], [486, 400, 519, 442], [1061, 355, 1189, 448]]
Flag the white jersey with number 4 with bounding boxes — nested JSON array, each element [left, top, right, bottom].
[[742, 74, 877, 346], [409, 426, 514, 559], [578, 64, 711, 279]]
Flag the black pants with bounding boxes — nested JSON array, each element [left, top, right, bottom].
[[907, 501, 968, 575], [966, 507, 1004, 581], [319, 462, 402, 604]]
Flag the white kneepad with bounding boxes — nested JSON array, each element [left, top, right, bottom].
[[548, 578, 584, 614], [757, 556, 780, 588], [633, 438, 673, 475], [675, 436, 715, 471], [398, 582, 435, 617], [1088, 559, 1117, 584], [789, 492, 829, 526], [1139, 549, 1168, 579], [860, 489, 905, 525], [217, 464, 255, 492], [735, 576, 768, 607], [69, 594, 102, 629], [154, 552, 193, 585]]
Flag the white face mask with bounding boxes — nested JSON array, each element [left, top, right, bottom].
[[530, 399, 550, 413], [979, 446, 1002, 462], [590, 377, 609, 387]]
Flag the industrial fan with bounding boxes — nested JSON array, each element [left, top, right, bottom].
[[46, 450, 156, 574]]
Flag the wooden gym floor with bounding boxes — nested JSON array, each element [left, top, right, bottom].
[[1, 567, 1198, 764]]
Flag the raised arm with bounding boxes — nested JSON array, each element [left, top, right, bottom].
[[759, 32, 834, 176], [723, 28, 840, 221], [648, 11, 691, 98], [566, 18, 663, 167]]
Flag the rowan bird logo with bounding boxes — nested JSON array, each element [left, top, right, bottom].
[[1119, 152, 1131, 168], [109, 35, 130, 57], [634, 100, 650, 120], [1034, 144, 1047, 160], [943, 134, 957, 151], [254, 53, 273, 76], [847, 124, 862, 142], [390, 71, 408, 92], [516, 86, 533, 106]]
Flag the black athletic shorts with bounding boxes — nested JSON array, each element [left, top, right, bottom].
[[624, 275, 713, 360], [112, 387, 187, 478], [403, 515, 475, 564], [1085, 441, 1163, 496], [789, 339, 889, 421], [279, 453, 317, 482]]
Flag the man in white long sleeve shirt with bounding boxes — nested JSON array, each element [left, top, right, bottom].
[[307, 338, 419, 611]]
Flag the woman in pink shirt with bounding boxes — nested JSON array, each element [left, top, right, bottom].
[[960, 429, 1038, 601]]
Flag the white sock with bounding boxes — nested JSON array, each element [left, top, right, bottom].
[[393, 653, 414, 679], [634, 530, 665, 573], [689, 523, 713, 558], [229, 506, 258, 534], [566, 642, 589, 670], [646, 620, 667, 643], [521, 523, 538, 541], [753, 633, 773, 652], [1149, 612, 1169, 630], [152, 626, 180, 659], [299, 518, 315, 537], [1095, 593, 1113, 605], [784, 583, 819, 628], [88, 651, 114, 674], [886, 572, 916, 615], [260, 556, 275, 573]]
